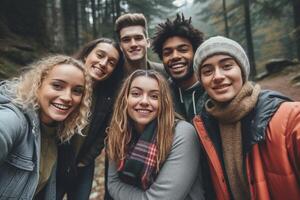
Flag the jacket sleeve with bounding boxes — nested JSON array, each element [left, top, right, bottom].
[[0, 104, 24, 164], [107, 121, 204, 200], [283, 102, 300, 178]]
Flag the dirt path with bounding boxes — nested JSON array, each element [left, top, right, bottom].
[[89, 65, 300, 199]]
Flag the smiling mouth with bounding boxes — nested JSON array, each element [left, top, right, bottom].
[[169, 62, 186, 69], [213, 84, 231, 90], [135, 109, 152, 114], [92, 66, 105, 75], [129, 49, 141, 53], [52, 103, 71, 111]]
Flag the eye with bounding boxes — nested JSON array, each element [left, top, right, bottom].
[[150, 93, 159, 100], [178, 46, 189, 53], [201, 66, 214, 76], [72, 87, 84, 96], [51, 82, 63, 90], [162, 49, 171, 57], [96, 53, 104, 59], [121, 37, 131, 43], [109, 59, 117, 67], [134, 35, 144, 41], [130, 90, 140, 97], [223, 63, 233, 70]]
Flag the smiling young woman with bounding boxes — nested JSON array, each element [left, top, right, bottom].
[[193, 36, 300, 200], [106, 69, 205, 200], [56, 37, 124, 200], [0, 55, 92, 199]]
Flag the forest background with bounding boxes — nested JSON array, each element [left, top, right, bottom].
[[0, 0, 300, 80], [1, 0, 300, 199]]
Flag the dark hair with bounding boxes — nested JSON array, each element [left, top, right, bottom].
[[115, 13, 148, 39], [152, 13, 204, 60], [74, 37, 124, 91]]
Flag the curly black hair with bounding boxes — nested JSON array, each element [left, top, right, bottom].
[[152, 13, 204, 60]]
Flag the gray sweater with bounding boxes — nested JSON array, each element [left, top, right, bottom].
[[107, 120, 205, 200]]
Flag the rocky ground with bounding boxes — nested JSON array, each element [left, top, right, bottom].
[[89, 64, 300, 199]]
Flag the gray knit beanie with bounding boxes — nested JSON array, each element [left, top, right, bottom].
[[193, 36, 250, 81]]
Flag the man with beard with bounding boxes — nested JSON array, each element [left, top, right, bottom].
[[152, 13, 206, 121], [115, 13, 167, 77]]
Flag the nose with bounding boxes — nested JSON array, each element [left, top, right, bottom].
[[140, 94, 149, 106], [130, 38, 138, 46], [60, 89, 72, 102], [213, 67, 225, 82], [99, 57, 108, 67], [170, 50, 181, 61]]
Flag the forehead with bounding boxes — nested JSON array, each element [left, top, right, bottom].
[[130, 76, 159, 91], [163, 36, 192, 49], [202, 54, 236, 66], [46, 64, 84, 85], [120, 25, 146, 38], [92, 43, 119, 58]]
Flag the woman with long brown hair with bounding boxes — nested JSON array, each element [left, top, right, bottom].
[[106, 69, 204, 199], [56, 37, 124, 200]]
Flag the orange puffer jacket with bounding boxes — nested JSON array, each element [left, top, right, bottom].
[[193, 92, 300, 200]]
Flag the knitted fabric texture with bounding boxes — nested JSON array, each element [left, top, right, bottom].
[[193, 36, 250, 82], [118, 121, 158, 190], [205, 82, 261, 200]]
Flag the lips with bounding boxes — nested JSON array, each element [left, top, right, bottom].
[[92, 65, 105, 76], [135, 108, 152, 115], [52, 103, 71, 111], [129, 48, 141, 54], [213, 83, 231, 90]]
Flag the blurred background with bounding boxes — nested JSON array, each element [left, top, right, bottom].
[[1, 0, 299, 199]]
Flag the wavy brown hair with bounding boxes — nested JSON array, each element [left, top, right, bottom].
[[115, 13, 148, 39], [106, 69, 175, 170], [7, 55, 92, 141]]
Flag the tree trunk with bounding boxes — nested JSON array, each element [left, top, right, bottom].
[[243, 0, 256, 79], [91, 0, 97, 37], [52, 0, 64, 51], [222, 0, 229, 37], [292, 0, 300, 60]]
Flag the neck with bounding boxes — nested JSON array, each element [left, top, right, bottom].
[[176, 74, 198, 89], [124, 58, 147, 75]]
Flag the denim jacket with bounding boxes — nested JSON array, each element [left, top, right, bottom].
[[0, 86, 56, 199]]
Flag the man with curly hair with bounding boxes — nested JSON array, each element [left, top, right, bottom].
[[152, 13, 206, 122]]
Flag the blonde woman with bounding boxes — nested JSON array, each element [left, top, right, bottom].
[[106, 69, 204, 200], [0, 55, 91, 199]]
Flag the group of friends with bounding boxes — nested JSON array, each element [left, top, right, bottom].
[[0, 12, 299, 200]]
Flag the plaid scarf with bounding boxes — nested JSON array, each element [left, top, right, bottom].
[[118, 121, 158, 190]]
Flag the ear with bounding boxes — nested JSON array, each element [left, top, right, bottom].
[[146, 38, 151, 48], [119, 44, 125, 53]]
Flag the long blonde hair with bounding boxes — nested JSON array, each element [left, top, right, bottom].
[[106, 69, 175, 170], [6, 55, 92, 141]]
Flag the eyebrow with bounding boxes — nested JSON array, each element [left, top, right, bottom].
[[163, 43, 190, 50], [201, 57, 235, 68], [130, 86, 159, 93], [52, 79, 84, 87]]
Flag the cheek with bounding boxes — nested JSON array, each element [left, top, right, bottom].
[[200, 76, 211, 90]]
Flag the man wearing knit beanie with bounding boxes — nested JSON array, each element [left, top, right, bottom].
[[192, 35, 300, 200], [152, 13, 206, 122]]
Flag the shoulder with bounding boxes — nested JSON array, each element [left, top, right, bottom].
[[270, 102, 300, 131], [173, 120, 199, 144], [147, 60, 168, 78]]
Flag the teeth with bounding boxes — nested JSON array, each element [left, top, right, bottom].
[[170, 63, 185, 69], [137, 109, 150, 113], [53, 103, 70, 110], [93, 67, 104, 74]]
